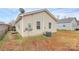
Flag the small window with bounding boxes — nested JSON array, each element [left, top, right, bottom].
[[28, 23, 32, 31], [36, 21, 40, 29], [49, 22, 51, 29], [28, 23, 31, 29]]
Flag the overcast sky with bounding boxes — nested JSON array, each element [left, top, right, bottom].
[[0, 8, 79, 23]]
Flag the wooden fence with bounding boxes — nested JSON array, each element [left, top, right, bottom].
[[0, 25, 9, 40]]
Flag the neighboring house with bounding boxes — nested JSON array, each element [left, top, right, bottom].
[[76, 21, 79, 30], [15, 9, 57, 37], [57, 17, 77, 30], [0, 22, 9, 37]]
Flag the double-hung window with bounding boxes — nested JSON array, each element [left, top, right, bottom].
[[49, 22, 51, 29], [36, 21, 40, 29]]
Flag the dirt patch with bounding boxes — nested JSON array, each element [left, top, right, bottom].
[[0, 31, 79, 51]]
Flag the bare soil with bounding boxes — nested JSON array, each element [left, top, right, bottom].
[[0, 31, 79, 51]]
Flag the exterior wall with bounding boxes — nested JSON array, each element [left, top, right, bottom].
[[15, 19, 23, 36], [21, 12, 57, 37], [43, 12, 57, 32], [71, 19, 77, 30], [57, 19, 77, 30], [57, 23, 72, 30]]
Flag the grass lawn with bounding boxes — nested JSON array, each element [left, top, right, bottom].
[[0, 31, 79, 51]]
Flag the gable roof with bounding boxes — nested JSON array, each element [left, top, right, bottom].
[[15, 9, 57, 24], [57, 17, 77, 23]]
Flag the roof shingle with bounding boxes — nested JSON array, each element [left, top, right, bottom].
[[57, 17, 77, 23]]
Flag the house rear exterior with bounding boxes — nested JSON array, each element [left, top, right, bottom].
[[15, 9, 57, 37], [57, 17, 77, 30]]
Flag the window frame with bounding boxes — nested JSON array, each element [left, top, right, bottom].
[[49, 22, 52, 29], [36, 21, 40, 29]]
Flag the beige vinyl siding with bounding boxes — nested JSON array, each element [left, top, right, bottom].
[[22, 12, 44, 37], [22, 12, 57, 37], [15, 19, 23, 36], [43, 12, 57, 32]]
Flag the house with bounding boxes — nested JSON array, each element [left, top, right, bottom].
[[15, 9, 57, 37], [76, 21, 79, 30], [57, 17, 77, 30]]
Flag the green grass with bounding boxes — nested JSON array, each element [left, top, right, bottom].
[[0, 37, 1, 40], [29, 35, 48, 40], [0, 35, 5, 41], [15, 33, 23, 44], [0, 36, 4, 47], [23, 34, 49, 41], [15, 33, 50, 45], [0, 31, 52, 49], [16, 33, 22, 40], [0, 33, 8, 48]]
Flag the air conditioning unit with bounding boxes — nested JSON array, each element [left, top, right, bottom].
[[43, 32, 51, 37]]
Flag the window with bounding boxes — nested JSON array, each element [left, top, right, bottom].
[[28, 23, 31, 29], [36, 21, 40, 29], [49, 22, 51, 29], [28, 23, 32, 31]]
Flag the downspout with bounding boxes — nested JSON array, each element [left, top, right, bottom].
[[21, 15, 24, 37]]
